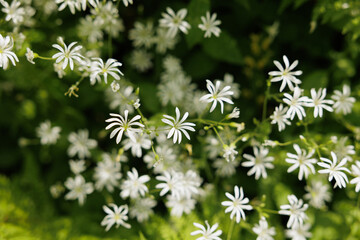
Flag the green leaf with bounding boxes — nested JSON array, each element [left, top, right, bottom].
[[185, 0, 210, 48], [202, 31, 242, 65]]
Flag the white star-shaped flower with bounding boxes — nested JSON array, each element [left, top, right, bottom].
[[221, 185, 253, 223], [200, 80, 234, 113], [162, 107, 196, 144], [268, 55, 302, 92]]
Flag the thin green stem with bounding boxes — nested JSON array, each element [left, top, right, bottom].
[[226, 219, 235, 240], [213, 127, 225, 146], [262, 80, 271, 122], [36, 55, 53, 61]]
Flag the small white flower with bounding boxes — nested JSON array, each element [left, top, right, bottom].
[[133, 99, 141, 109], [129, 49, 153, 72], [285, 223, 312, 240], [0, 34, 19, 69], [223, 145, 238, 162], [317, 151, 350, 188], [331, 84, 356, 115], [52, 41, 84, 70], [120, 168, 150, 199], [304, 180, 331, 209], [191, 220, 222, 240], [279, 195, 308, 229], [350, 160, 360, 192], [101, 204, 131, 231], [111, 81, 120, 92], [333, 136, 355, 162], [227, 107, 240, 119], [200, 80, 234, 113], [123, 133, 151, 157], [198, 12, 221, 38], [129, 197, 156, 223], [93, 154, 122, 192], [242, 146, 274, 180], [1, 0, 25, 24], [36, 120, 61, 145], [283, 87, 310, 120], [122, 0, 133, 7], [162, 107, 196, 144], [286, 144, 317, 181], [221, 185, 253, 223], [307, 88, 334, 118], [270, 104, 291, 131], [90, 58, 123, 84], [64, 175, 94, 205], [159, 7, 191, 38], [67, 129, 97, 159], [156, 170, 183, 199], [129, 21, 154, 48], [55, 0, 77, 14], [105, 110, 144, 144], [50, 182, 65, 199], [213, 158, 239, 177], [268, 55, 302, 92], [25, 48, 35, 64], [166, 194, 196, 217], [252, 217, 276, 240], [69, 159, 86, 175]]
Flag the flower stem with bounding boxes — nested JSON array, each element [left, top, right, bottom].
[[226, 219, 235, 240], [262, 79, 271, 122]]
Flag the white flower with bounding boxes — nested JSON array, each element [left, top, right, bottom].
[[123, 133, 151, 157], [129, 49, 153, 72], [144, 145, 179, 174], [55, 0, 77, 14], [122, 0, 133, 7], [64, 175, 94, 205], [223, 145, 238, 162], [268, 55, 302, 92], [283, 87, 310, 120], [120, 168, 150, 199], [93, 154, 122, 192], [213, 158, 239, 177], [69, 159, 86, 175], [242, 146, 274, 180], [304, 180, 331, 209], [162, 107, 196, 144], [25, 48, 35, 64], [252, 217, 276, 240], [129, 197, 156, 223], [36, 120, 61, 145], [166, 194, 196, 217], [200, 80, 234, 113], [156, 170, 184, 199], [331, 85, 356, 115], [198, 12, 221, 38], [90, 58, 123, 84], [105, 110, 144, 144], [333, 136, 355, 162], [227, 107, 240, 119], [270, 104, 291, 131], [67, 129, 97, 159], [279, 195, 308, 229], [154, 27, 178, 54], [101, 204, 131, 231], [191, 221, 222, 240], [1, 0, 25, 24], [285, 223, 312, 240], [159, 7, 190, 38], [52, 41, 84, 70], [221, 185, 253, 223], [129, 21, 154, 48], [317, 151, 350, 188], [286, 144, 317, 181], [0, 34, 19, 69], [307, 88, 334, 118], [111, 81, 120, 92], [350, 161, 360, 192]]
